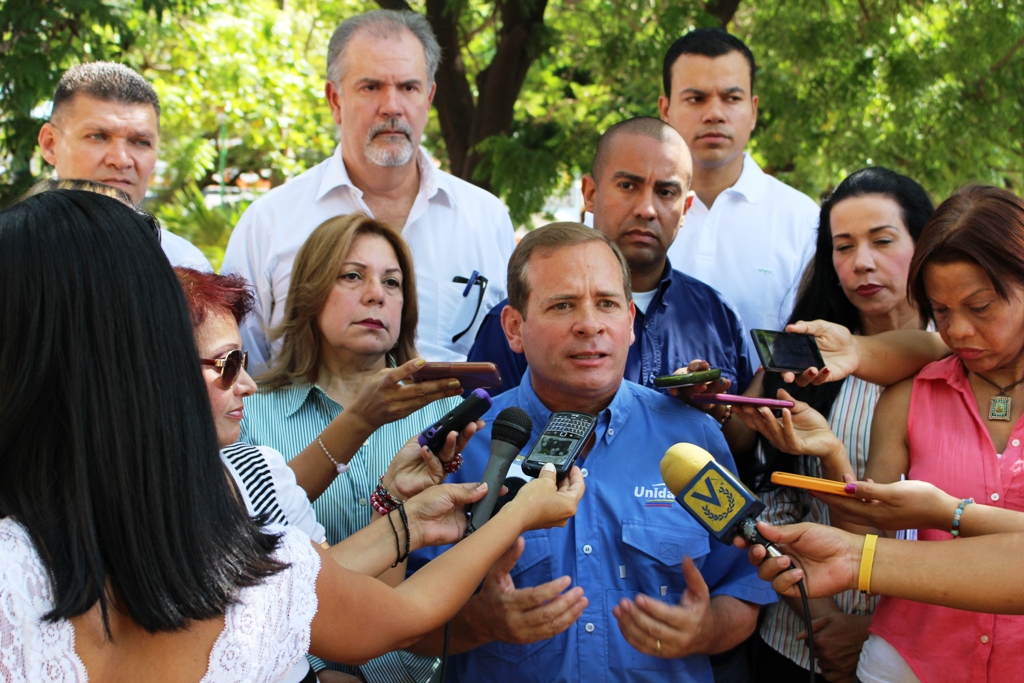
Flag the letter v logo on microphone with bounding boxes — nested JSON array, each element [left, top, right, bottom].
[[690, 476, 721, 505]]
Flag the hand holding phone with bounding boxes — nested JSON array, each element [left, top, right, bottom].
[[750, 329, 826, 373], [418, 389, 492, 454]]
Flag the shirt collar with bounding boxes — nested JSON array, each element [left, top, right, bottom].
[[315, 144, 457, 209], [517, 369, 636, 445], [274, 382, 332, 418], [722, 152, 768, 205], [918, 355, 972, 395]]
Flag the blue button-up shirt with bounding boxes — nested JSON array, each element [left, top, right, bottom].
[[468, 261, 757, 396], [411, 372, 775, 683]]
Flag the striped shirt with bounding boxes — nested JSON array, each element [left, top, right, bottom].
[[757, 375, 883, 671], [240, 382, 458, 683]]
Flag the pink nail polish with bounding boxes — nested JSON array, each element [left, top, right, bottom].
[[844, 483, 856, 494]]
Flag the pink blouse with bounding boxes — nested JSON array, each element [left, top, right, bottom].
[[870, 355, 1024, 683]]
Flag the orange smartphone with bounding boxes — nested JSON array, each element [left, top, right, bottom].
[[409, 361, 503, 391], [770, 472, 856, 497]]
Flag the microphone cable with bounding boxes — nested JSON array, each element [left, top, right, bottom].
[[439, 620, 451, 681]]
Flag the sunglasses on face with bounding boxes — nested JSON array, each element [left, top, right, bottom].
[[200, 349, 249, 389]]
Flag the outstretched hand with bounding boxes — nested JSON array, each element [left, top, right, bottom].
[[667, 359, 732, 410], [384, 420, 484, 500], [818, 478, 957, 532], [733, 388, 841, 459], [612, 557, 715, 658], [734, 521, 861, 600], [510, 464, 585, 531], [405, 481, 490, 549], [347, 357, 464, 432], [780, 320, 857, 386]]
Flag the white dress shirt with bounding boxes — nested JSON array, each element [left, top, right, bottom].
[[161, 229, 213, 272], [222, 145, 516, 373], [667, 153, 819, 332]]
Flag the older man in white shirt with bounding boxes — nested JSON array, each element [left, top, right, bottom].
[[659, 28, 819, 333], [223, 9, 515, 372]]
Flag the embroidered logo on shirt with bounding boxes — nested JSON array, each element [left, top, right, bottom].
[[633, 482, 674, 508]]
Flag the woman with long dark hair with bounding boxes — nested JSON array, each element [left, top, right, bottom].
[[0, 190, 582, 681], [745, 168, 934, 683]]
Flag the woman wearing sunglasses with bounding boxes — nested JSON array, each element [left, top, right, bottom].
[[240, 213, 471, 680], [0, 189, 583, 683]]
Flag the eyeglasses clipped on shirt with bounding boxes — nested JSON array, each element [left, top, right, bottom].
[[452, 271, 488, 343]]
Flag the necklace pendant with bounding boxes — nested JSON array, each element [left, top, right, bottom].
[[989, 395, 1012, 421]]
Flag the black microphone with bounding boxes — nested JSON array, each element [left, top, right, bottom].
[[660, 443, 782, 558], [466, 407, 532, 534]]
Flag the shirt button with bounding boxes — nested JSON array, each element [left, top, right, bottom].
[[1013, 439, 1021, 447], [991, 493, 1000, 502], [358, 497, 367, 506], [581, 468, 589, 478], [583, 544, 593, 555], [608, 428, 615, 435], [981, 635, 990, 644], [585, 622, 595, 633]]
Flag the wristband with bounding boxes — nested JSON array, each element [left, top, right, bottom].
[[951, 497, 974, 538], [858, 533, 878, 594]]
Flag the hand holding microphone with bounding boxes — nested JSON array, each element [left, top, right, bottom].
[[466, 407, 533, 534], [660, 443, 782, 557]]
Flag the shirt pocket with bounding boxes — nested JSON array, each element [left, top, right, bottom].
[[477, 531, 564, 665], [609, 521, 712, 672], [437, 280, 500, 356]]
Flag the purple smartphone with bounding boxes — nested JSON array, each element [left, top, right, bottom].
[[689, 393, 795, 409], [417, 388, 492, 454]]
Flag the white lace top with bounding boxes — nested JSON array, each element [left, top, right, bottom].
[[0, 518, 321, 682]]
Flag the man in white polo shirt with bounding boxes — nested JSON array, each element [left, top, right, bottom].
[[223, 9, 515, 373], [659, 28, 818, 333]]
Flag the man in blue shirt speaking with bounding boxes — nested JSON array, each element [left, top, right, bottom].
[[409, 223, 774, 682]]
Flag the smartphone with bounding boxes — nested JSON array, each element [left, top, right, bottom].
[[521, 411, 597, 480], [653, 368, 722, 388], [750, 329, 827, 373], [417, 388, 492, 454], [689, 393, 795, 409], [409, 361, 502, 391], [771, 472, 856, 497]]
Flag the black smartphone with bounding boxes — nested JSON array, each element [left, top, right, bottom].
[[750, 329, 827, 373], [417, 388, 492, 454], [521, 411, 597, 479], [653, 368, 722, 388]]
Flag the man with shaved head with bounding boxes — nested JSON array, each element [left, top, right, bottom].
[[470, 116, 756, 412]]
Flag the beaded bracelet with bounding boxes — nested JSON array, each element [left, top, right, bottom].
[[370, 477, 403, 516], [317, 436, 349, 475], [387, 502, 411, 567], [951, 497, 974, 538], [858, 533, 878, 594], [442, 452, 464, 474]]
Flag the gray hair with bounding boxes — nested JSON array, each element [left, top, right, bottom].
[[326, 10, 442, 86]]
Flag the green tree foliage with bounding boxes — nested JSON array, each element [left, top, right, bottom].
[[3, 0, 1023, 229]]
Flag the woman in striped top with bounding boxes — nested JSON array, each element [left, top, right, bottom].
[[740, 168, 935, 683], [240, 213, 469, 682]]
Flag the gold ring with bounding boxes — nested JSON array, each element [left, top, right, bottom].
[[655, 639, 662, 651]]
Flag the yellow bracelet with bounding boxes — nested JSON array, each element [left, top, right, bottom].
[[858, 534, 878, 594]]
